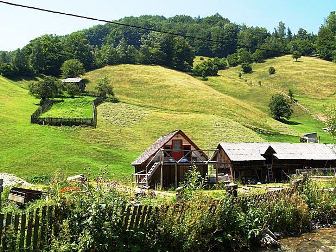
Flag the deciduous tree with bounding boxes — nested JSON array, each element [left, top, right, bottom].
[[269, 94, 293, 120], [61, 59, 85, 78]]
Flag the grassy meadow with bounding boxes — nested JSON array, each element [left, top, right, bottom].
[[41, 96, 95, 118], [0, 55, 335, 182]]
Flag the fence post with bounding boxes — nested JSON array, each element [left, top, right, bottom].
[[19, 213, 26, 251], [32, 208, 40, 251], [25, 211, 34, 251], [0, 179, 3, 212]]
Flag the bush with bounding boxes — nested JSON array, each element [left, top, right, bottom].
[[106, 96, 120, 103], [95, 76, 114, 98], [0, 63, 15, 78], [29, 77, 61, 100], [192, 60, 218, 77], [227, 53, 240, 67], [241, 63, 252, 73], [252, 49, 265, 63], [268, 66, 276, 75], [292, 51, 302, 61], [66, 83, 81, 97], [269, 94, 293, 120], [212, 57, 227, 70]]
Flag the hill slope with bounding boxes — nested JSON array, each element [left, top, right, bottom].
[[207, 55, 336, 142], [0, 55, 335, 181]]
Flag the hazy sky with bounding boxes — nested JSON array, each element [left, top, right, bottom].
[[0, 0, 335, 51]]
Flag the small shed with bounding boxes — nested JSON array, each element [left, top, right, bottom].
[[133, 130, 208, 188], [300, 132, 319, 143], [61, 77, 85, 92]]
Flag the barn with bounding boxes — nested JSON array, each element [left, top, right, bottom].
[[213, 142, 336, 183], [132, 130, 208, 188], [61, 77, 85, 92]]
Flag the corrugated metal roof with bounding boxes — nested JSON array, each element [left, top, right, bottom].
[[219, 143, 269, 161], [271, 143, 336, 160], [61, 78, 82, 83], [219, 142, 336, 162]]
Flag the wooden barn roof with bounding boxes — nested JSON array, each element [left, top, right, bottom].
[[132, 130, 207, 166]]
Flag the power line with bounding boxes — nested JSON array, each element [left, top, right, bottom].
[[0, 1, 222, 42], [0, 0, 287, 54]]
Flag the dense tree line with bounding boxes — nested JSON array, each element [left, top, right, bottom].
[[0, 12, 335, 78]]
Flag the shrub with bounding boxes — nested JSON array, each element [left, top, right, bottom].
[[95, 76, 114, 98], [192, 60, 218, 77], [106, 96, 120, 103], [65, 83, 81, 97], [212, 57, 227, 70], [227, 53, 240, 67], [268, 66, 276, 75], [325, 105, 336, 138], [292, 51, 302, 61], [29, 77, 61, 100], [0, 63, 15, 78], [269, 94, 293, 120], [241, 63, 252, 73], [252, 49, 265, 63]]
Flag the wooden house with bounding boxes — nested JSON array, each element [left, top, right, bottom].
[[133, 130, 208, 188], [213, 142, 336, 183], [61, 78, 85, 92]]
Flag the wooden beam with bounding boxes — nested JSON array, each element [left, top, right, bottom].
[[160, 149, 163, 190], [175, 163, 178, 188]]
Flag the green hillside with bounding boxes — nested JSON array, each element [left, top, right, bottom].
[[0, 55, 335, 181], [207, 55, 336, 142]]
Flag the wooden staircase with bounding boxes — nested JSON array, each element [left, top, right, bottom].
[[138, 162, 160, 186]]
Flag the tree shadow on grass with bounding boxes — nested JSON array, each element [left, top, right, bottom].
[[9, 76, 39, 82], [279, 118, 301, 125]]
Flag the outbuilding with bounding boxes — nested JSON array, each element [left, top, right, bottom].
[[61, 77, 85, 92], [132, 130, 208, 188], [213, 142, 336, 183]]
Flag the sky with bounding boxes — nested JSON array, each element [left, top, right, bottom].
[[0, 0, 335, 51]]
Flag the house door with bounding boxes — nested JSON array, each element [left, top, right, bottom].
[[171, 140, 183, 161]]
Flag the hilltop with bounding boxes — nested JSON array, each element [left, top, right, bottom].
[[0, 55, 335, 181]]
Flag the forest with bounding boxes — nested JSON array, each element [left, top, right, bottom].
[[0, 12, 336, 78]]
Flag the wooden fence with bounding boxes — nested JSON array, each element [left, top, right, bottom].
[[30, 97, 104, 128], [0, 203, 160, 251], [0, 188, 295, 251], [0, 205, 62, 251]]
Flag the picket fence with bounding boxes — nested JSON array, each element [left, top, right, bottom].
[[0, 188, 295, 251]]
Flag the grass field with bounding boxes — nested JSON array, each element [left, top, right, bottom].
[[0, 55, 335, 182], [41, 97, 94, 118]]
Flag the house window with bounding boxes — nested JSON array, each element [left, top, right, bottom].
[[172, 140, 182, 151]]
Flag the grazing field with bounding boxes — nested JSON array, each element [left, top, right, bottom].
[[0, 55, 335, 181], [41, 97, 95, 118]]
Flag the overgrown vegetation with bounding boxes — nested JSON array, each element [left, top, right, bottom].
[[0, 174, 334, 251]]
